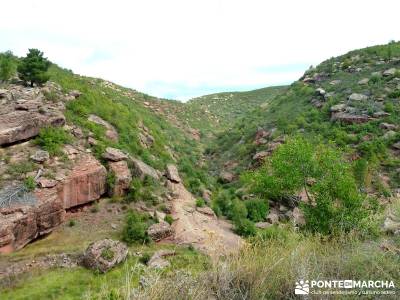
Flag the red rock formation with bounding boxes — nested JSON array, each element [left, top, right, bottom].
[[0, 187, 64, 253], [58, 155, 107, 209], [108, 160, 132, 197]]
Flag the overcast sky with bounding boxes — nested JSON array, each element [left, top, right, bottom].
[[1, 0, 399, 101]]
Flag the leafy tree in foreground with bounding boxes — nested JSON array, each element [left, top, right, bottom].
[[0, 51, 15, 81], [17, 49, 50, 87], [243, 137, 368, 235]]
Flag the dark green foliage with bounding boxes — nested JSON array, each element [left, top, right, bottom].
[[106, 171, 116, 195], [17, 49, 50, 86], [35, 127, 72, 156], [195, 198, 205, 207], [245, 199, 268, 222], [140, 253, 151, 264], [68, 219, 76, 227], [255, 225, 289, 243], [121, 210, 150, 245], [233, 218, 256, 237], [0, 51, 15, 81], [244, 137, 368, 235], [164, 214, 174, 225]]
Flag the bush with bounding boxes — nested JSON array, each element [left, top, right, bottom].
[[227, 199, 247, 221], [164, 214, 174, 225], [122, 210, 150, 245], [243, 137, 369, 235], [234, 218, 256, 237], [196, 198, 205, 207], [245, 199, 268, 222], [35, 127, 72, 156], [0, 51, 15, 81], [23, 176, 36, 191], [68, 219, 76, 227]]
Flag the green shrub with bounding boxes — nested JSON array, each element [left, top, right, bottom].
[[7, 162, 35, 178], [234, 218, 256, 237], [121, 210, 150, 245], [196, 198, 205, 207], [255, 225, 289, 244], [245, 199, 268, 222], [227, 199, 247, 221], [17, 49, 50, 86], [0, 51, 15, 81], [244, 137, 369, 235], [23, 176, 36, 191], [35, 127, 72, 156], [140, 253, 151, 264], [68, 219, 76, 227], [90, 203, 100, 213], [164, 214, 174, 225]]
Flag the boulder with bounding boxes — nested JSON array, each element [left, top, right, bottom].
[[147, 221, 173, 241], [147, 250, 176, 269], [252, 151, 270, 161], [108, 160, 132, 197], [392, 142, 400, 150], [254, 128, 271, 145], [255, 222, 273, 229], [69, 90, 82, 98], [30, 150, 50, 163], [202, 189, 212, 203], [383, 68, 397, 77], [383, 131, 396, 140], [219, 171, 234, 183], [102, 147, 128, 161], [329, 80, 341, 85], [383, 214, 400, 235], [131, 158, 160, 180], [0, 187, 64, 253], [266, 211, 279, 224], [373, 111, 390, 118], [358, 78, 369, 85], [348, 93, 368, 101], [165, 164, 181, 183], [292, 207, 306, 226], [315, 88, 326, 96], [331, 112, 369, 124], [37, 178, 58, 188], [196, 206, 216, 218], [83, 239, 128, 273], [380, 123, 397, 130], [138, 132, 155, 148], [58, 155, 107, 209], [88, 114, 118, 142], [0, 110, 65, 146], [330, 103, 346, 112]]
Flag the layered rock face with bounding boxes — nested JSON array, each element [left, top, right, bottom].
[[0, 84, 66, 146], [108, 160, 132, 197], [58, 155, 107, 209], [0, 188, 64, 253]]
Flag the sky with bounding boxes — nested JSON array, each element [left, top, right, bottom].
[[0, 0, 399, 101]]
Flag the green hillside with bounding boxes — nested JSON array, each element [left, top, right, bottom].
[[179, 86, 287, 139], [207, 41, 400, 195]]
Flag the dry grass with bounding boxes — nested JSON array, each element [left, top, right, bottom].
[[102, 228, 400, 300]]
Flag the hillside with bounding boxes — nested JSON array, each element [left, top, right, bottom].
[[1, 42, 400, 299], [179, 86, 287, 139], [207, 41, 400, 194]]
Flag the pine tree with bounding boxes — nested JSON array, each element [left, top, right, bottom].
[[17, 49, 50, 87]]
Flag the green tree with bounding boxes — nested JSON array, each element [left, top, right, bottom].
[[0, 51, 15, 81], [243, 137, 367, 235], [17, 49, 50, 87]]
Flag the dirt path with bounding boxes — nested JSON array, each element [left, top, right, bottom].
[[168, 181, 243, 258]]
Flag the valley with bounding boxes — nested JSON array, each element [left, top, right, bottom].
[[1, 41, 400, 299]]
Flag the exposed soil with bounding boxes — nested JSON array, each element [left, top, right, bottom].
[[168, 181, 243, 258]]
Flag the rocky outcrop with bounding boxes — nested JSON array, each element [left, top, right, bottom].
[[0, 187, 64, 253], [102, 147, 128, 162], [88, 115, 118, 142], [0, 84, 68, 146], [30, 150, 50, 163], [130, 158, 159, 180], [108, 161, 132, 197], [348, 93, 368, 101], [165, 164, 181, 183], [147, 249, 176, 269], [0, 111, 65, 146], [83, 239, 128, 273], [58, 155, 107, 209], [147, 221, 173, 241], [219, 171, 234, 183], [331, 112, 369, 124]]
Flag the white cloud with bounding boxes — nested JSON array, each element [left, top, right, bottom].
[[0, 0, 399, 100]]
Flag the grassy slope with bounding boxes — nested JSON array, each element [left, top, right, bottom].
[[179, 86, 287, 139], [207, 42, 400, 189], [48, 65, 213, 195]]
